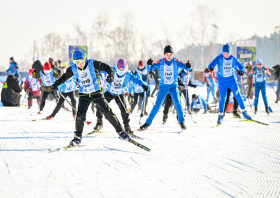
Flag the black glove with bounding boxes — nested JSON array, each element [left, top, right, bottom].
[[106, 75, 114, 83], [194, 85, 197, 88], [51, 83, 58, 90], [20, 81, 23, 85], [186, 60, 191, 68], [142, 84, 149, 92], [237, 70, 244, 76], [147, 58, 153, 65], [209, 67, 214, 71]]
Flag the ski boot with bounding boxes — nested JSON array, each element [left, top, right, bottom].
[[275, 97, 279, 103], [137, 108, 141, 113], [265, 106, 270, 116], [124, 124, 133, 135], [46, 115, 54, 120], [118, 131, 131, 141], [233, 110, 241, 118], [202, 110, 207, 114], [254, 106, 258, 115], [144, 110, 149, 116], [217, 113, 224, 125], [163, 114, 168, 124], [139, 123, 151, 131], [242, 110, 251, 120], [179, 122, 187, 130], [28, 106, 31, 109], [38, 110, 42, 114], [70, 136, 82, 146], [94, 118, 103, 131]]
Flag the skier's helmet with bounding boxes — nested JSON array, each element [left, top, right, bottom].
[[256, 59, 263, 66]]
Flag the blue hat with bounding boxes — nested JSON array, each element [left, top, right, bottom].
[[14, 73, 19, 78], [256, 59, 263, 65], [73, 50, 86, 60], [222, 43, 231, 53]]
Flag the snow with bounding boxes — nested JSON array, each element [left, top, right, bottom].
[[1, 86, 280, 198]]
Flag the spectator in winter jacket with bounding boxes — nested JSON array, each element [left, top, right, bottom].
[[273, 64, 280, 103], [5, 57, 19, 76], [246, 61, 254, 99], [1, 74, 22, 106]]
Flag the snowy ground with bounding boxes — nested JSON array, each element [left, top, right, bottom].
[[0, 85, 280, 198]]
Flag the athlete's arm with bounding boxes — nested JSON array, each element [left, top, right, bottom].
[[208, 56, 220, 69], [94, 61, 114, 77], [263, 66, 271, 76], [235, 58, 245, 73], [148, 60, 161, 72]]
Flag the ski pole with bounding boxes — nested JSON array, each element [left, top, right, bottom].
[[111, 84, 130, 113], [21, 91, 27, 106], [139, 92, 146, 125], [265, 73, 277, 96], [57, 91, 92, 125]]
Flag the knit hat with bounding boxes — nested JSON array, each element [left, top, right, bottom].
[[29, 69, 34, 76], [248, 61, 252, 66], [117, 58, 127, 69], [63, 62, 68, 67], [138, 60, 144, 66], [222, 43, 231, 53], [14, 73, 19, 78], [204, 68, 210, 73], [192, 94, 197, 99], [256, 59, 263, 65], [57, 60, 61, 64], [43, 62, 52, 71], [73, 50, 86, 60], [164, 45, 173, 54], [10, 57, 14, 60], [49, 58, 54, 64]]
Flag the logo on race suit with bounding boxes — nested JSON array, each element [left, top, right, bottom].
[[81, 72, 88, 78], [224, 67, 231, 70], [114, 79, 122, 88]]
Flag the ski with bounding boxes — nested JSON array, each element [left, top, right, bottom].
[[83, 131, 109, 137], [48, 145, 86, 152], [30, 113, 42, 116], [230, 117, 245, 119], [134, 129, 155, 132], [239, 119, 269, 125], [31, 118, 47, 121], [128, 133, 144, 140], [212, 124, 222, 128], [127, 138, 150, 152]]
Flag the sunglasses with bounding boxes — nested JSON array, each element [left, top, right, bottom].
[[73, 59, 85, 64]]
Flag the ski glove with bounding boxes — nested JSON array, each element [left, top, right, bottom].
[[147, 58, 153, 65], [106, 75, 114, 83], [142, 84, 149, 92], [186, 60, 191, 68], [209, 67, 214, 71], [237, 70, 244, 76], [51, 84, 58, 90]]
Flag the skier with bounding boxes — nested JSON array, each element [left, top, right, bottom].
[[5, 57, 19, 76], [32, 62, 61, 114], [129, 71, 150, 115], [135, 60, 149, 111], [24, 69, 41, 109], [94, 58, 148, 134], [179, 68, 197, 111], [46, 77, 77, 120], [208, 43, 251, 125], [248, 59, 271, 115], [190, 94, 208, 114], [203, 68, 217, 103], [51, 50, 131, 146], [139, 45, 191, 130]]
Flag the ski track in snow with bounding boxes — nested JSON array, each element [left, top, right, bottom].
[[0, 86, 280, 197]]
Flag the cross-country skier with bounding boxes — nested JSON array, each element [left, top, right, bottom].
[[190, 94, 208, 114], [135, 60, 149, 111], [203, 68, 217, 103], [94, 58, 148, 134], [129, 72, 150, 115], [32, 62, 61, 114], [46, 76, 77, 120], [139, 45, 191, 131], [208, 43, 251, 125], [248, 59, 271, 115], [24, 68, 41, 109], [51, 50, 131, 146]]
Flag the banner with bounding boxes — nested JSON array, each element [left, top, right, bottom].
[[68, 39, 88, 64], [236, 40, 257, 96]]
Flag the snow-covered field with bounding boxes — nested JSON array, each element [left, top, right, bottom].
[[1, 85, 280, 198]]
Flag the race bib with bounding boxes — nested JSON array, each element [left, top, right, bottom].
[[30, 78, 39, 91], [79, 67, 96, 93], [164, 63, 174, 84], [110, 73, 125, 94], [223, 58, 233, 77], [43, 72, 53, 86], [256, 69, 264, 82]]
